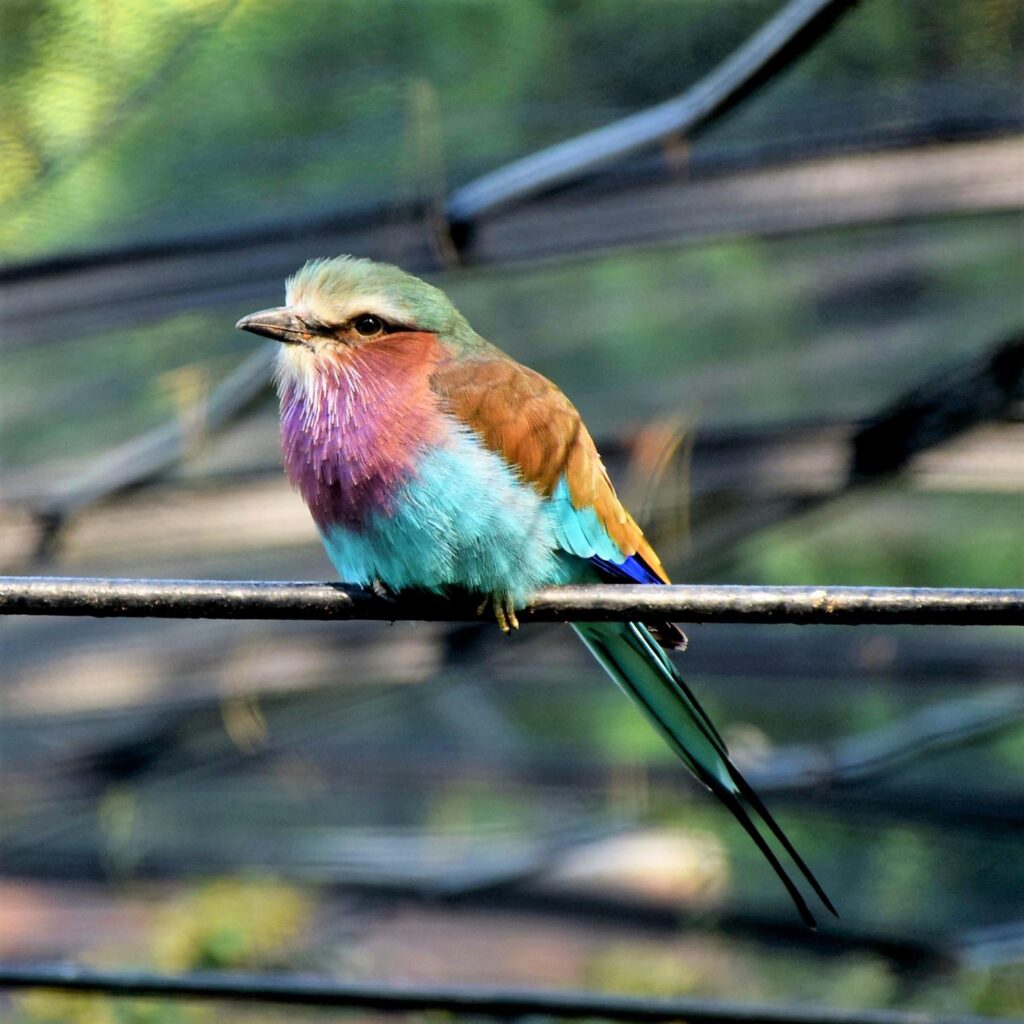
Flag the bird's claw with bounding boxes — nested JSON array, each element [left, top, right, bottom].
[[477, 592, 520, 634], [497, 600, 520, 634], [370, 577, 393, 599]]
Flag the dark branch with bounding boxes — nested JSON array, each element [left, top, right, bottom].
[[678, 330, 1024, 578], [1, 578, 1022, 625], [38, 348, 274, 517], [0, 967, 1006, 1023], [750, 686, 1024, 791], [445, 0, 859, 222], [851, 334, 1024, 480]]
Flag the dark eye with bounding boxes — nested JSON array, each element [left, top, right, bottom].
[[353, 314, 384, 336]]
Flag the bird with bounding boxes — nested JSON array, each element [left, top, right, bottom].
[[236, 255, 836, 927]]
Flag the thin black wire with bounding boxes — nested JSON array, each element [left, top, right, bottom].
[[0, 967, 1007, 1023]]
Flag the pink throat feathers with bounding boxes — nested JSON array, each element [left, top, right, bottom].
[[277, 333, 447, 530]]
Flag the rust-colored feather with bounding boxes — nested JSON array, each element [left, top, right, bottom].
[[432, 352, 669, 583]]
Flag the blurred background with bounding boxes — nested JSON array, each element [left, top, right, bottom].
[[1, 0, 1023, 1020]]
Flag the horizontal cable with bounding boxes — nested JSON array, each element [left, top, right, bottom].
[[0, 966, 1008, 1023], [2, 577, 1023, 625]]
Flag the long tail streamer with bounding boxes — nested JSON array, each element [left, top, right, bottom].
[[573, 619, 837, 928]]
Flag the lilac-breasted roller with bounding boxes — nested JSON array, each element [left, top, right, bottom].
[[237, 255, 836, 926]]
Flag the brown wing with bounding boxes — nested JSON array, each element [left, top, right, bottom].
[[431, 351, 669, 582]]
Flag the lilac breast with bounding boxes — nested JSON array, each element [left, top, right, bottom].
[[278, 343, 446, 530]]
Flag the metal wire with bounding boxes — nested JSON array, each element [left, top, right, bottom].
[[0, 966, 1009, 1023], [446, 0, 859, 221], [2, 577, 1023, 625]]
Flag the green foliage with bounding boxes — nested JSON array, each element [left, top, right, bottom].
[[742, 491, 1024, 589], [863, 827, 937, 924], [587, 937, 902, 1007], [426, 778, 537, 833], [3, 0, 1022, 257], [961, 963, 1024, 1017]]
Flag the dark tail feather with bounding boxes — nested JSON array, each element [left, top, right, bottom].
[[632, 620, 837, 918], [726, 765, 840, 919], [690, 761, 818, 929]]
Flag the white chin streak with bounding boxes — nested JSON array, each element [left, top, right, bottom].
[[274, 342, 362, 434], [273, 342, 322, 398]]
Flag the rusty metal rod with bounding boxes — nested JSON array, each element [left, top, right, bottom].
[[1, 577, 1022, 625]]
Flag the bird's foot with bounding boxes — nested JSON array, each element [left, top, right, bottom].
[[477, 592, 520, 634], [370, 577, 394, 599]]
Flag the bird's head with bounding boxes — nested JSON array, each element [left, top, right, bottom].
[[235, 256, 473, 363]]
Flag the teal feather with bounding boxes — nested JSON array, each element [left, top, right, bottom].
[[551, 476, 625, 562], [573, 619, 837, 928], [321, 430, 577, 601]]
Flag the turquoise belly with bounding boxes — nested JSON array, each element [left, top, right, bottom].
[[319, 431, 578, 600]]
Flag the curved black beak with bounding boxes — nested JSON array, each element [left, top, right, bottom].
[[235, 306, 310, 345]]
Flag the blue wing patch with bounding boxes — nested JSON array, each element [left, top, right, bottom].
[[591, 553, 664, 585]]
